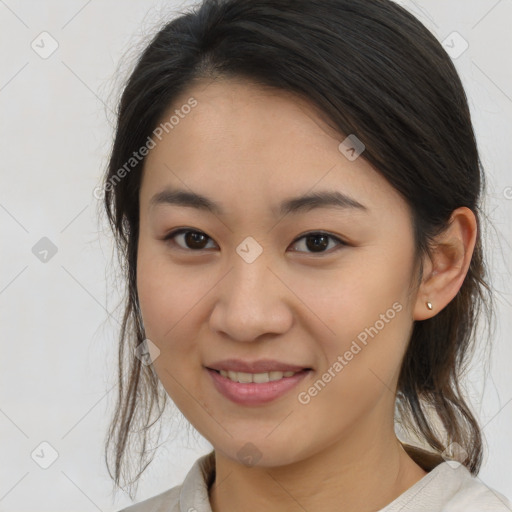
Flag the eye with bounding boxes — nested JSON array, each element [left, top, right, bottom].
[[163, 228, 217, 251], [289, 231, 346, 254], [162, 229, 347, 254]]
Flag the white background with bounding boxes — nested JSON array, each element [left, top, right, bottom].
[[1, 1, 511, 510]]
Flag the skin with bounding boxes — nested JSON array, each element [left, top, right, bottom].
[[136, 78, 477, 512]]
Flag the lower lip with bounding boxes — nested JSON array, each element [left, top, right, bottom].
[[206, 368, 311, 406]]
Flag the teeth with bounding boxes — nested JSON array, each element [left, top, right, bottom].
[[219, 369, 298, 383]]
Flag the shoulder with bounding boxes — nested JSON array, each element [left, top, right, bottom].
[[115, 450, 216, 512], [117, 485, 182, 512], [400, 444, 512, 511], [443, 464, 512, 511], [382, 459, 512, 512]]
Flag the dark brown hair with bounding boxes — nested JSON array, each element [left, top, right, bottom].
[[100, 0, 494, 498]]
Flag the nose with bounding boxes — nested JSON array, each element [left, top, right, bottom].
[[208, 255, 294, 343]]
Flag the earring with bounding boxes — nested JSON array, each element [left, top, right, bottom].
[[426, 301, 433, 310]]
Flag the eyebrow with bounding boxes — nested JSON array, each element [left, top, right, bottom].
[[149, 187, 368, 217]]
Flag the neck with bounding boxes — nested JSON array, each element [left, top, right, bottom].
[[209, 424, 428, 512]]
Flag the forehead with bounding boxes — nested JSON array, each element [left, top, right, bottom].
[[140, 78, 409, 221]]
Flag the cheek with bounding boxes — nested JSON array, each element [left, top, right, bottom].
[[136, 242, 198, 341], [136, 250, 207, 405], [294, 281, 410, 434], [136, 261, 187, 393], [290, 245, 414, 353], [290, 250, 414, 424], [330, 251, 414, 392], [135, 243, 219, 392]]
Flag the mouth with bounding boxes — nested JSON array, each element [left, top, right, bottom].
[[206, 367, 312, 383], [205, 367, 313, 406]]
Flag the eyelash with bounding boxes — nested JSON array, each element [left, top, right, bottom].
[[162, 228, 347, 255]]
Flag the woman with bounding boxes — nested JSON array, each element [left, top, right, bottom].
[[101, 0, 512, 510]]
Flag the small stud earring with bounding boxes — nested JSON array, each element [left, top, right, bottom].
[[426, 301, 433, 310]]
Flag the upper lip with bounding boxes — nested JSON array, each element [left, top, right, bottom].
[[206, 359, 311, 373]]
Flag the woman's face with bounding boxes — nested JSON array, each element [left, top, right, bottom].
[[137, 78, 420, 467]]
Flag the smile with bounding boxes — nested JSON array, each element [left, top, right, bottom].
[[206, 368, 311, 405], [218, 369, 298, 383]]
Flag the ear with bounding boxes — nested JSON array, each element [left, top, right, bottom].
[[413, 207, 477, 321]]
